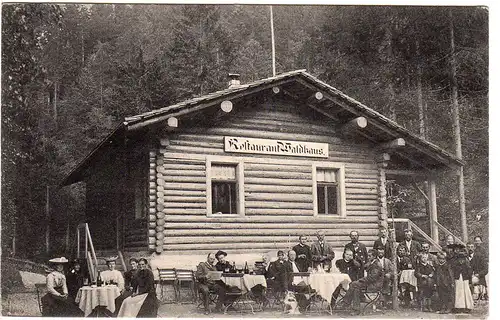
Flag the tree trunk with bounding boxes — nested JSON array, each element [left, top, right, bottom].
[[449, 10, 468, 242], [53, 81, 58, 125], [416, 40, 425, 138], [46, 185, 50, 254]]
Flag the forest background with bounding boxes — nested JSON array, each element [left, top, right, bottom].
[[1, 4, 488, 259]]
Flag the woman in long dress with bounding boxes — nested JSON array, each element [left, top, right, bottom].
[[114, 258, 139, 314], [452, 246, 474, 312], [41, 257, 84, 317], [117, 258, 158, 317]]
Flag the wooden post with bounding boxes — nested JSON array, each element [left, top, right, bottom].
[[428, 180, 439, 244], [376, 153, 398, 309], [269, 6, 276, 77], [449, 10, 468, 243], [46, 185, 50, 254], [220, 101, 233, 113], [12, 218, 16, 256]]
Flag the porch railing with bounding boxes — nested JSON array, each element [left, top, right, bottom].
[[432, 220, 466, 246], [387, 217, 443, 252], [76, 223, 98, 282]]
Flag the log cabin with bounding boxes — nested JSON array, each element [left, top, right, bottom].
[[61, 70, 464, 272]]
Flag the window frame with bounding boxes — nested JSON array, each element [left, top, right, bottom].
[[312, 162, 346, 217], [206, 156, 245, 217]]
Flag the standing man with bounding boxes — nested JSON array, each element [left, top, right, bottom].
[[344, 230, 368, 280], [292, 235, 312, 272], [373, 226, 392, 259], [397, 228, 421, 264], [311, 230, 336, 270]]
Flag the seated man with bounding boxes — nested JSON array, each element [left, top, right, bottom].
[[214, 250, 235, 273], [267, 250, 292, 293], [332, 248, 361, 306], [374, 244, 395, 308], [195, 253, 225, 314], [338, 249, 385, 315]]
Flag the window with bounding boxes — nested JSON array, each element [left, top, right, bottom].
[[313, 163, 346, 217], [206, 157, 244, 216], [211, 165, 237, 214], [316, 169, 338, 215]]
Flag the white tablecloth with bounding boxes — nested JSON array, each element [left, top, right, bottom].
[[75, 285, 121, 317], [293, 273, 351, 304], [399, 269, 418, 288], [221, 274, 267, 293]]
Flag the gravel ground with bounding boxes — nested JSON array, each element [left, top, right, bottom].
[[1, 291, 488, 319]]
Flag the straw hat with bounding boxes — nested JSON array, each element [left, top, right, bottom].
[[105, 256, 118, 263], [49, 257, 69, 264]]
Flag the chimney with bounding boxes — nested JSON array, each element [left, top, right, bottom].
[[228, 73, 241, 88]]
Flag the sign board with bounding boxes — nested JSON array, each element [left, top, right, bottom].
[[224, 136, 329, 158]]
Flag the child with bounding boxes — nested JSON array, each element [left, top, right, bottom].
[[452, 246, 474, 313], [414, 253, 435, 311], [434, 251, 454, 314]]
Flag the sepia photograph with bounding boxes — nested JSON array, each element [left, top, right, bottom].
[[1, 2, 489, 319]]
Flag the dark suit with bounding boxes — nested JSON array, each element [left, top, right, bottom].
[[435, 262, 454, 311], [335, 258, 362, 281], [268, 260, 292, 292], [373, 238, 393, 259], [311, 241, 336, 269], [292, 243, 312, 272], [341, 259, 385, 311], [396, 256, 413, 272], [469, 252, 488, 286], [344, 242, 368, 280], [397, 240, 421, 264], [196, 261, 225, 311]]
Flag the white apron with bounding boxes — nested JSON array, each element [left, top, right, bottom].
[[454, 274, 474, 309]]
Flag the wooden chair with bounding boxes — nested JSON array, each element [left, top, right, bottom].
[[360, 289, 381, 314], [35, 283, 46, 315], [157, 268, 177, 303], [175, 269, 196, 303], [222, 273, 255, 314]]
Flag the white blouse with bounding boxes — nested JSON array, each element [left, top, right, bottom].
[[101, 269, 124, 291], [46, 271, 68, 296]]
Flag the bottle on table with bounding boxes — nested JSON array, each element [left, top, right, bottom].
[[96, 270, 103, 287], [232, 261, 236, 273], [244, 262, 249, 274]]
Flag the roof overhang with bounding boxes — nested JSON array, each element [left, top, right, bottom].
[[60, 70, 463, 186]]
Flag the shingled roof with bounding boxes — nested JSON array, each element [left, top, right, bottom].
[[61, 70, 463, 186]]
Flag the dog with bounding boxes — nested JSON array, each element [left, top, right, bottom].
[[283, 291, 301, 315]]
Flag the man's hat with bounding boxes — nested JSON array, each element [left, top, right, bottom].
[[215, 250, 227, 258], [49, 257, 69, 264], [374, 243, 385, 251]]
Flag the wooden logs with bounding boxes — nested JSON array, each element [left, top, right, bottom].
[[376, 152, 390, 229], [220, 100, 233, 113], [272, 86, 280, 94], [340, 117, 368, 135], [148, 148, 163, 253], [166, 117, 178, 129], [377, 138, 405, 150]]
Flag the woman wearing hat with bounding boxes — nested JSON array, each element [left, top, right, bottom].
[[41, 257, 84, 317], [451, 245, 474, 312], [101, 256, 125, 292]]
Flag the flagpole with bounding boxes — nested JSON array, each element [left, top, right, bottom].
[[270, 5, 276, 76]]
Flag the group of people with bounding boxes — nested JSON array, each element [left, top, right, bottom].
[[195, 228, 488, 316], [41, 256, 158, 317]]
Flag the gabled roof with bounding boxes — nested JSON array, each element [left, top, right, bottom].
[[61, 70, 463, 186]]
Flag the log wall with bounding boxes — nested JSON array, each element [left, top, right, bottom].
[[152, 100, 381, 255]]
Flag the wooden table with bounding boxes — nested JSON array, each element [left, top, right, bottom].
[[75, 285, 121, 317]]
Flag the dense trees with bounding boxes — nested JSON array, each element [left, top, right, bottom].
[[1, 4, 488, 257]]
